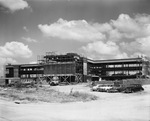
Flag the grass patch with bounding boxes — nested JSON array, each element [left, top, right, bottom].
[[0, 86, 97, 103], [70, 91, 97, 101]]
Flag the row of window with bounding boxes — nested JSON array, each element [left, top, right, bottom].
[[90, 64, 142, 69], [107, 70, 141, 76], [21, 79, 33, 82], [21, 74, 43, 78], [107, 64, 142, 68], [20, 68, 44, 71]]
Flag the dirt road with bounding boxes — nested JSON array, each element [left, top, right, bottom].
[[0, 84, 150, 121]]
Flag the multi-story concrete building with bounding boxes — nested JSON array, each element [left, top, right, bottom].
[[87, 57, 150, 80], [5, 64, 44, 84], [4, 52, 150, 84]]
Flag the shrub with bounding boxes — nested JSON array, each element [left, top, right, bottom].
[[14, 81, 22, 89], [0, 86, 98, 103], [70, 91, 98, 101]]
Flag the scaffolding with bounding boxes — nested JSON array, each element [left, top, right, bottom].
[[39, 52, 84, 83], [5, 52, 150, 83]]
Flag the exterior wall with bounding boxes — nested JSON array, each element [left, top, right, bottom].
[[0, 79, 6, 86], [5, 64, 44, 83], [142, 61, 150, 76], [83, 58, 88, 75], [43, 53, 84, 75], [5, 55, 150, 82], [44, 62, 76, 75], [19, 64, 44, 83], [87, 58, 144, 80], [5, 65, 20, 78]]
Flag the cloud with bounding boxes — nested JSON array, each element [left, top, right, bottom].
[[0, 0, 29, 12], [0, 41, 32, 58], [39, 14, 150, 59], [38, 18, 106, 42], [82, 14, 150, 59], [135, 14, 150, 24], [22, 37, 37, 43], [29, 61, 37, 64], [120, 36, 150, 57], [81, 41, 128, 59], [111, 14, 140, 34], [111, 14, 150, 39], [0, 57, 17, 77], [0, 41, 32, 76], [82, 41, 119, 55], [0, 57, 17, 66]]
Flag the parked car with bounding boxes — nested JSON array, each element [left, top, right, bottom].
[[123, 84, 144, 93], [49, 80, 59, 86], [91, 84, 103, 91], [107, 87, 119, 93], [97, 84, 113, 92]]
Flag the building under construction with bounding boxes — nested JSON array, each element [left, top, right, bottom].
[[41, 52, 85, 83], [5, 52, 150, 84]]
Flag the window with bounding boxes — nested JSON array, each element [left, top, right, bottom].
[[115, 71, 122, 74], [107, 71, 114, 76], [21, 74, 26, 78], [128, 71, 138, 75], [30, 74, 36, 78], [114, 71, 124, 76], [129, 64, 139, 67], [37, 74, 43, 77], [115, 65, 122, 68], [6, 69, 9, 74], [107, 65, 114, 68], [14, 69, 19, 77], [124, 64, 128, 67], [124, 71, 128, 75]]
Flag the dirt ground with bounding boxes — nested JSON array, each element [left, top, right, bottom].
[[0, 83, 150, 121]]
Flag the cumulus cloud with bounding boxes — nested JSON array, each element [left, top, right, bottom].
[[120, 36, 150, 57], [22, 37, 37, 43], [111, 14, 140, 34], [0, 41, 32, 76], [0, 41, 32, 58], [111, 14, 150, 39], [38, 18, 106, 42], [0, 57, 17, 77], [39, 14, 150, 59], [0, 57, 17, 66], [81, 14, 150, 59], [82, 41, 119, 55], [135, 14, 150, 24], [0, 0, 29, 12], [81, 41, 128, 59]]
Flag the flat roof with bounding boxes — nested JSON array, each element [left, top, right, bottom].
[[20, 64, 43, 67], [6, 64, 43, 68], [87, 58, 143, 64]]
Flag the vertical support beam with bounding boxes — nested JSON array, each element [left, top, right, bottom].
[[114, 64, 115, 75], [70, 75, 71, 83], [122, 63, 124, 75]]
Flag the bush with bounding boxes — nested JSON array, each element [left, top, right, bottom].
[[0, 86, 98, 103], [70, 91, 98, 101], [14, 81, 22, 89]]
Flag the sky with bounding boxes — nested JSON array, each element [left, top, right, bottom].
[[0, 0, 150, 76]]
